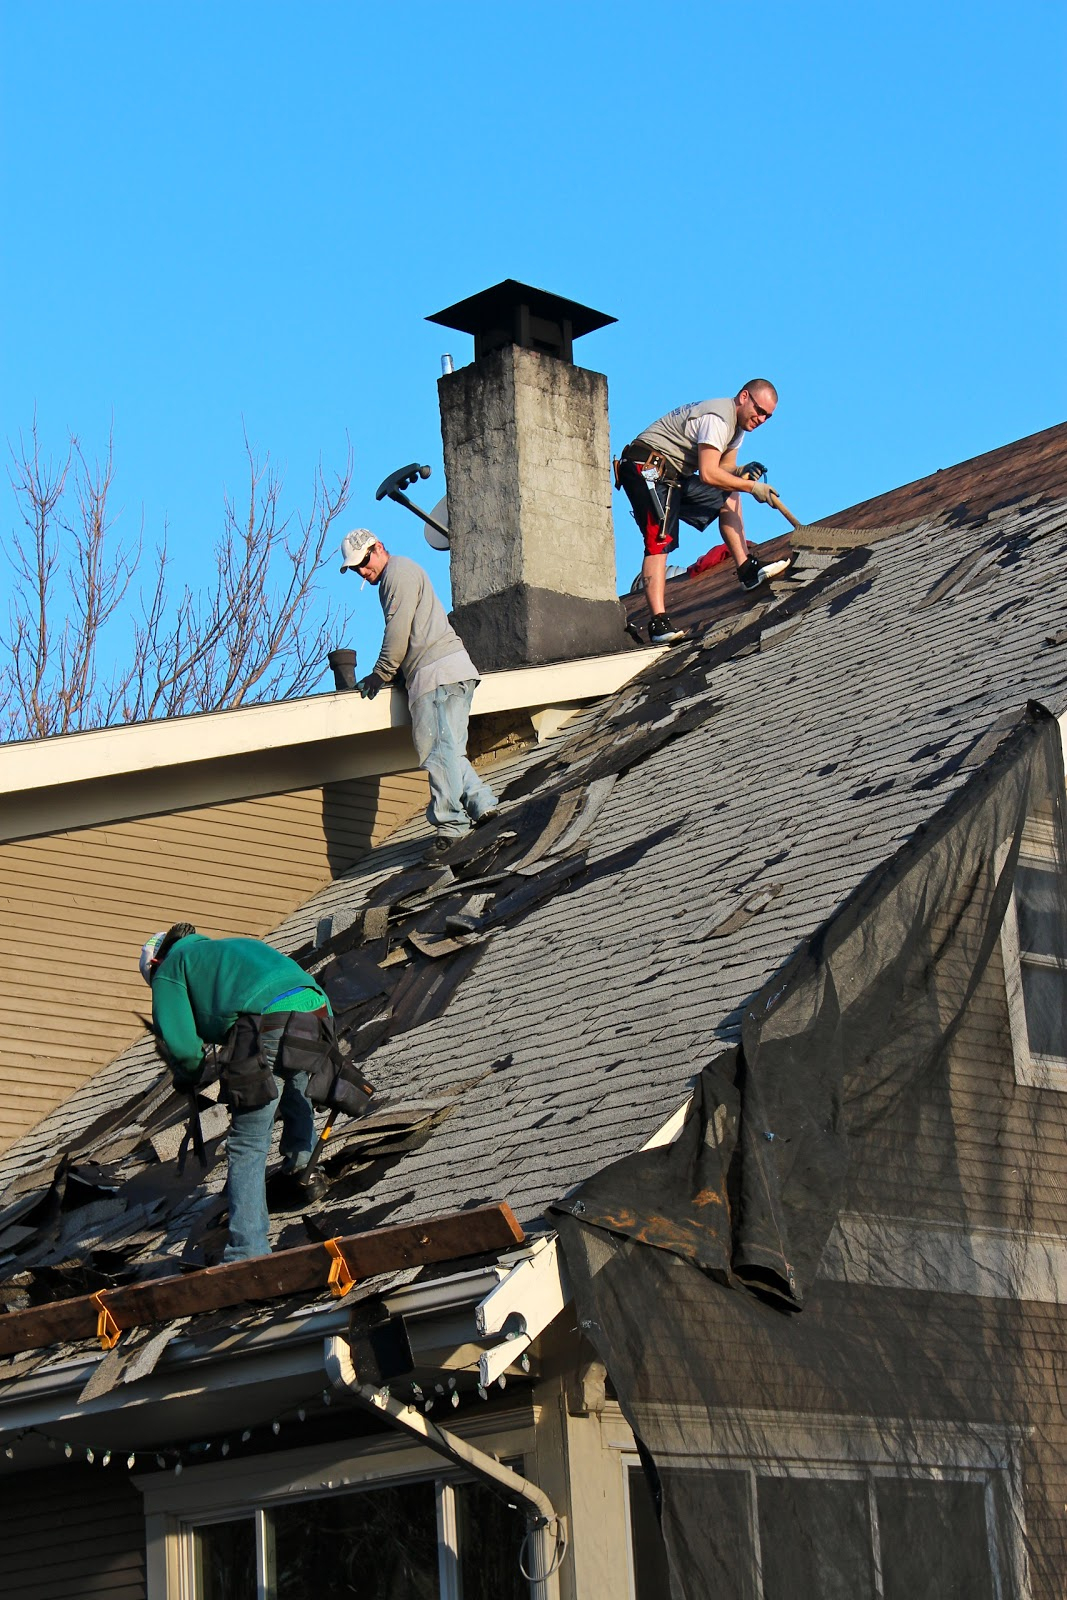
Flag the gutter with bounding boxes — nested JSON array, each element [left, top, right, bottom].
[[324, 1334, 566, 1600], [0, 1235, 570, 1450]]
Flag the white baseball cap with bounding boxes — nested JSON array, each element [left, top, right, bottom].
[[340, 529, 379, 572], [139, 931, 168, 984]]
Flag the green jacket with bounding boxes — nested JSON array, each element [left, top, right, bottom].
[[151, 935, 326, 1081]]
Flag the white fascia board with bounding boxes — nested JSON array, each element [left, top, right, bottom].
[[474, 1236, 569, 1387], [0, 652, 657, 843], [822, 1211, 1067, 1304], [0, 653, 652, 799], [640, 1099, 691, 1149]]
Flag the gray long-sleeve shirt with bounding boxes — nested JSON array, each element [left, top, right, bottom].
[[372, 554, 479, 702]]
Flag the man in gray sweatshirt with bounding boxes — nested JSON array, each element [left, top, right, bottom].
[[340, 530, 498, 858]]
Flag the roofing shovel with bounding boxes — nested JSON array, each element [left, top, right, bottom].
[[768, 491, 805, 531], [766, 490, 891, 547]]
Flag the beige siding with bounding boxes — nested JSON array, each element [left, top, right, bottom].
[[0, 773, 427, 1153], [843, 906, 1067, 1237]]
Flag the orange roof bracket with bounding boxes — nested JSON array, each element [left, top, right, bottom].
[[324, 1239, 356, 1298], [90, 1291, 121, 1351], [0, 1205, 524, 1357]]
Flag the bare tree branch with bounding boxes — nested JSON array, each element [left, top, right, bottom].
[[1, 423, 356, 742]]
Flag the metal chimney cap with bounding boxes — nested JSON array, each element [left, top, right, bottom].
[[426, 279, 616, 365]]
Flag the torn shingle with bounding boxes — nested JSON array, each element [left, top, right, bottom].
[[704, 885, 784, 940]]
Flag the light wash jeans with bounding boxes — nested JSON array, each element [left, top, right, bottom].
[[408, 680, 498, 838], [223, 1024, 315, 1262]]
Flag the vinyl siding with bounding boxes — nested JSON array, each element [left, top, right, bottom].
[[0, 1465, 146, 1600], [843, 917, 1067, 1236], [0, 773, 427, 1154]]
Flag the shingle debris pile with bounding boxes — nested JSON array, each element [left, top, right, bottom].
[[1, 423, 1066, 1374]]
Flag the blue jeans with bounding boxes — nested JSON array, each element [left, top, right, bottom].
[[223, 1023, 315, 1262], [408, 680, 498, 838]]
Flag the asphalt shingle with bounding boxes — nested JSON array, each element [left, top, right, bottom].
[[1, 439, 1066, 1351]]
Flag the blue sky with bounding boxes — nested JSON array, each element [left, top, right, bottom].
[[2, 1, 1064, 680]]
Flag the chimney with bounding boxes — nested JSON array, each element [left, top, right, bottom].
[[427, 280, 624, 671]]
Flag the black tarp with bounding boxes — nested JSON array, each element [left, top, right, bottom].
[[555, 705, 1067, 1599]]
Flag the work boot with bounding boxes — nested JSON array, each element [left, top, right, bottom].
[[648, 613, 686, 645], [423, 834, 456, 864], [737, 554, 796, 591]]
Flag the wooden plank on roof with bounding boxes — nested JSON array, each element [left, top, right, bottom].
[[0, 1203, 524, 1356]]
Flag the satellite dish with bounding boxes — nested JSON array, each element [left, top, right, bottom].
[[423, 496, 450, 550]]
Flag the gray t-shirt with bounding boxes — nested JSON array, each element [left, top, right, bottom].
[[636, 398, 744, 476], [372, 554, 479, 703]]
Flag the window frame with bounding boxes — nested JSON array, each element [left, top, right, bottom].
[[614, 1408, 1032, 1600], [999, 819, 1067, 1090], [138, 1413, 537, 1600], [182, 1469, 461, 1600]]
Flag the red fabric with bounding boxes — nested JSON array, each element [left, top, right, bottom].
[[686, 544, 732, 577], [644, 510, 675, 557]]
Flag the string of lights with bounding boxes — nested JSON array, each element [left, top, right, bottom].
[[0, 1358, 529, 1474]]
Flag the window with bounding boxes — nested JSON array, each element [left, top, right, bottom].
[[622, 1414, 1029, 1600], [1001, 813, 1067, 1089], [628, 1461, 1008, 1600], [626, 1462, 671, 1600], [185, 1474, 527, 1600], [192, 1517, 255, 1600]]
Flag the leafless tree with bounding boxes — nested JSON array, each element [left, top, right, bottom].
[[1, 421, 354, 742]]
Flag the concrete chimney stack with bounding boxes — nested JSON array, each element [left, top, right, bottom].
[[427, 281, 624, 671]]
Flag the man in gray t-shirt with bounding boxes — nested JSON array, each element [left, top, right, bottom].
[[617, 380, 792, 644], [340, 530, 498, 858]]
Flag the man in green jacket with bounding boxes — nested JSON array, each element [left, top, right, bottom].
[[140, 925, 330, 1261]]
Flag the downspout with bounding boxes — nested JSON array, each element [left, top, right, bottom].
[[324, 1335, 566, 1599]]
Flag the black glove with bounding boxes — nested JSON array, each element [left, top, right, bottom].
[[737, 460, 768, 481], [356, 672, 385, 700]]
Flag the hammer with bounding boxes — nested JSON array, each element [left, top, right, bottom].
[[375, 462, 450, 545]]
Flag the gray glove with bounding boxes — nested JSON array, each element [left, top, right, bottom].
[[749, 480, 779, 505]]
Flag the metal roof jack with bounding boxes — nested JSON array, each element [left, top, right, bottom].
[[324, 1334, 567, 1600]]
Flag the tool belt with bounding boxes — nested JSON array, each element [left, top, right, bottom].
[[219, 1011, 375, 1118], [218, 1014, 280, 1111], [616, 443, 683, 488], [262, 1009, 375, 1118]]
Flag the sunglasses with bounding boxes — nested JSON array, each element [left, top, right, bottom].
[[747, 394, 772, 421]]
